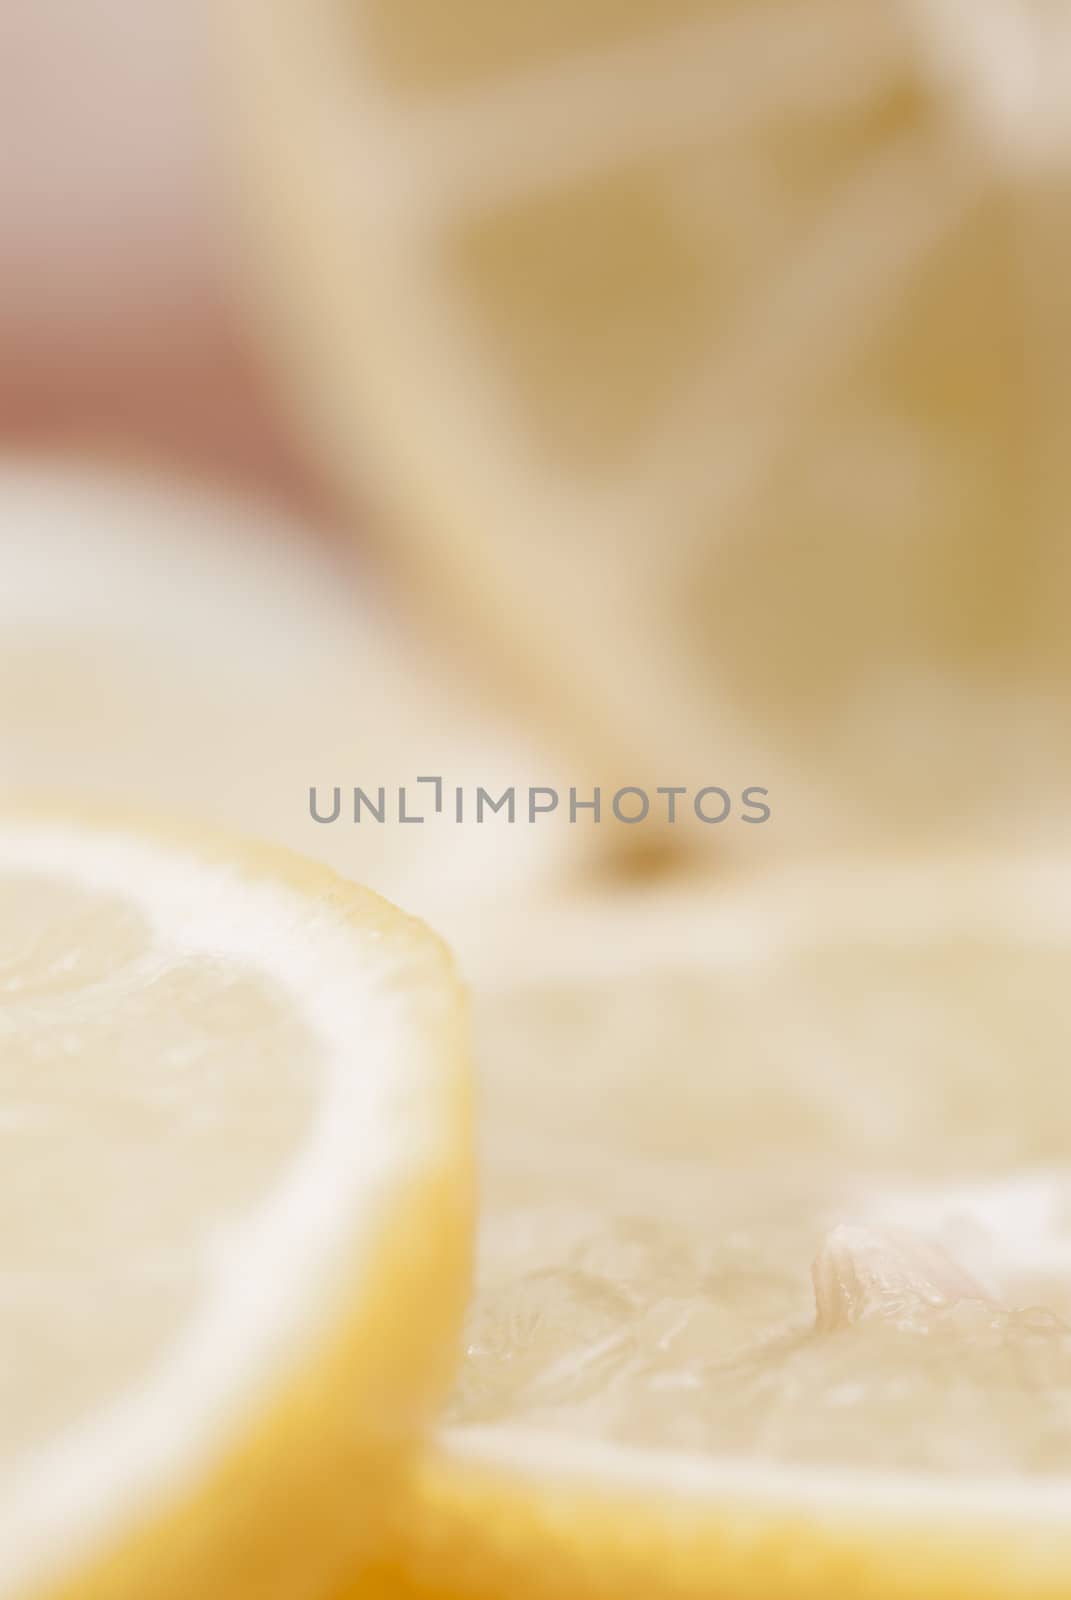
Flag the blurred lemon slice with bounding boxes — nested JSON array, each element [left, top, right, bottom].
[[230, 1, 1071, 850], [380, 858, 1071, 1599], [0, 459, 574, 938], [0, 807, 470, 1600]]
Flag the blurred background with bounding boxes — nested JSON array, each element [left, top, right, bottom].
[[2, 0, 1070, 940], [0, 0, 573, 946], [0, 0, 313, 506]]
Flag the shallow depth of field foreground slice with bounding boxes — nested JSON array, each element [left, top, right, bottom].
[[0, 810, 471, 1600], [374, 860, 1071, 1600], [230, 1, 1071, 849]]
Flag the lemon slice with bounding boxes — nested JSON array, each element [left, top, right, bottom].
[[0, 807, 470, 1600], [384, 859, 1071, 1598], [0, 458, 573, 940], [230, 2, 1071, 848]]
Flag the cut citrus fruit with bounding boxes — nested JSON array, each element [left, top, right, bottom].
[[376, 858, 1071, 1598], [0, 459, 574, 939], [230, 1, 1071, 849], [0, 806, 470, 1600]]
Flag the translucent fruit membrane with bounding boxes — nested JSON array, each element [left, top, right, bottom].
[[448, 932, 1071, 1474], [0, 870, 315, 1487]]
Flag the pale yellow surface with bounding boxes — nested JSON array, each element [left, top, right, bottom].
[[0, 875, 314, 1480], [0, 460, 574, 948], [363, 862, 1071, 1599], [0, 809, 471, 1600], [460, 924, 1071, 1473]]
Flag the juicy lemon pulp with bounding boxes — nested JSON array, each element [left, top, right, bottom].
[[449, 896, 1071, 1475], [0, 871, 316, 1483], [0, 810, 471, 1600]]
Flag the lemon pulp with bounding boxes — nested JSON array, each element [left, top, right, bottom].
[[450, 880, 1071, 1476], [0, 810, 471, 1600]]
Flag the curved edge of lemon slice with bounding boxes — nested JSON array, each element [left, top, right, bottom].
[[371, 855, 1071, 1600], [378, 1429, 1071, 1600], [0, 802, 473, 1600]]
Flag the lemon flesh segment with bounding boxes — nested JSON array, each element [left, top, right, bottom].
[[386, 862, 1071, 1599], [0, 811, 471, 1600], [231, 1, 1071, 847]]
